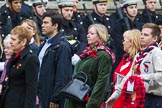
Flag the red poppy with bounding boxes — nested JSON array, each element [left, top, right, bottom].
[[16, 63, 22, 69], [113, 76, 146, 108], [87, 49, 97, 58]]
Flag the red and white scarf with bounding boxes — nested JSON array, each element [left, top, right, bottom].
[[80, 44, 116, 64], [133, 42, 158, 75]]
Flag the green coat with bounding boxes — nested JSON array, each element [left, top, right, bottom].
[[64, 50, 112, 108]]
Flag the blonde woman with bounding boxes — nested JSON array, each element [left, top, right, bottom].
[[113, 29, 141, 91], [107, 23, 162, 108], [21, 19, 40, 55], [64, 24, 115, 108]]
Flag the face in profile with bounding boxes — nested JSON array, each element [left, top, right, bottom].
[[141, 28, 157, 48], [10, 34, 25, 53], [124, 5, 138, 17], [42, 17, 55, 38], [87, 26, 100, 46], [122, 36, 132, 53], [4, 42, 13, 60]]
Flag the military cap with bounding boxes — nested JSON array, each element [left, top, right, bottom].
[[121, 0, 137, 8], [32, 0, 43, 6], [92, 0, 108, 4], [57, 0, 74, 8]]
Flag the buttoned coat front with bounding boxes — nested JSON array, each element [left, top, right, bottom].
[[0, 45, 39, 108]]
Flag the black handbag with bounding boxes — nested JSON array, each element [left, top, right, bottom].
[[60, 71, 91, 102]]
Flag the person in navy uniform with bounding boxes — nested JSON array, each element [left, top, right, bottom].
[[57, 0, 87, 65], [0, 26, 39, 108], [0, 0, 33, 20], [32, 0, 47, 39], [112, 0, 143, 66], [38, 12, 73, 108], [72, 0, 85, 25], [109, 0, 125, 26], [0, 0, 33, 40], [83, 0, 114, 34], [137, 0, 162, 23]]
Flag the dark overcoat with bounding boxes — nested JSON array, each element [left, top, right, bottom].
[[137, 9, 162, 23], [60, 20, 87, 55], [1, 45, 39, 108], [112, 16, 143, 66], [38, 33, 73, 108]]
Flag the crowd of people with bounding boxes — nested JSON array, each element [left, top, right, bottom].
[[0, 0, 162, 108]]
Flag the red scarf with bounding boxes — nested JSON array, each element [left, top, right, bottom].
[[133, 42, 158, 75], [113, 76, 146, 108], [80, 44, 116, 64], [15, 50, 23, 59]]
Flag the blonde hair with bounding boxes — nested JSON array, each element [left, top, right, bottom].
[[88, 24, 109, 45], [123, 29, 141, 59], [21, 19, 40, 46]]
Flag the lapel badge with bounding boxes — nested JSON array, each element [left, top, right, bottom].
[[144, 68, 148, 73], [143, 60, 150, 73], [16, 63, 22, 69]]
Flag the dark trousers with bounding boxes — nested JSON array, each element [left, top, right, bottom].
[[144, 94, 162, 108]]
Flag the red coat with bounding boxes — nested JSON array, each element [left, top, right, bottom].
[[113, 54, 133, 90]]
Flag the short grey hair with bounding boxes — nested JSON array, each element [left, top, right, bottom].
[[3, 34, 11, 46]]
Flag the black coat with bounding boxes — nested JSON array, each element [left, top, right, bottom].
[[60, 20, 87, 55], [0, 5, 33, 39], [137, 9, 162, 23], [72, 12, 85, 25], [30, 43, 39, 55], [83, 12, 114, 34], [1, 45, 39, 108], [38, 32, 73, 108], [112, 17, 143, 65]]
